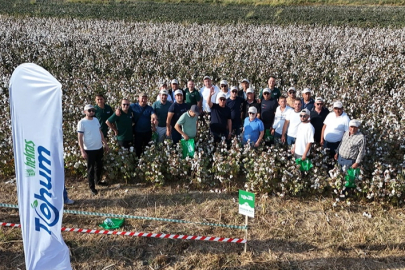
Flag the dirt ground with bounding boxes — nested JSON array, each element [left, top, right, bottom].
[[1, 177, 405, 270]]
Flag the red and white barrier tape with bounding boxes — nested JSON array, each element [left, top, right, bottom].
[[0, 222, 246, 244]]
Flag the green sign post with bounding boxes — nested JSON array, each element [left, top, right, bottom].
[[239, 190, 255, 252]]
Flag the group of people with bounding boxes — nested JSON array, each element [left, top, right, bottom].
[[73, 75, 366, 197]]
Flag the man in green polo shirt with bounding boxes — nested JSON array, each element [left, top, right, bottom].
[[106, 98, 133, 149], [184, 80, 202, 112], [94, 93, 113, 139], [175, 105, 199, 140]]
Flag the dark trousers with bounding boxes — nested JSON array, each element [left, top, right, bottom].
[[324, 140, 341, 157], [86, 147, 103, 190], [134, 131, 152, 157], [171, 128, 182, 144]]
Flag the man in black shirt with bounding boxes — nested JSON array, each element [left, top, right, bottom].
[[310, 97, 329, 144], [226, 86, 244, 136], [260, 88, 278, 132], [208, 90, 232, 143]]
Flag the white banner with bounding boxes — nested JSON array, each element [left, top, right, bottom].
[[9, 63, 72, 270]]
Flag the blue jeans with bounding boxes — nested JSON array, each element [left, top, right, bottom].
[[287, 135, 296, 146]]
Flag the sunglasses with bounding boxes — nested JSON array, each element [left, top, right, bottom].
[[231, 90, 237, 93], [263, 92, 270, 95], [220, 85, 227, 88], [300, 115, 308, 118], [289, 91, 296, 94], [219, 98, 226, 101], [249, 112, 256, 115], [88, 109, 95, 113], [122, 103, 130, 106], [316, 103, 323, 105], [334, 107, 343, 110]]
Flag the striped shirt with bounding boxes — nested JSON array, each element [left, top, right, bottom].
[[336, 131, 366, 164]]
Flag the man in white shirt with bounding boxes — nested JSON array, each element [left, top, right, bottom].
[[321, 101, 350, 157], [200, 76, 219, 113], [78, 105, 109, 195], [292, 109, 315, 160], [272, 96, 292, 143], [281, 98, 302, 146]]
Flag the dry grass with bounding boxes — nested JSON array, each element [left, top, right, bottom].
[[1, 177, 405, 269]]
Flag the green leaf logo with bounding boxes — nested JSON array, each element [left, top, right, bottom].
[[31, 200, 38, 208]]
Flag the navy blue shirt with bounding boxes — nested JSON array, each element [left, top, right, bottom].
[[210, 103, 231, 134], [301, 98, 315, 111], [168, 102, 189, 126], [226, 97, 244, 128], [260, 98, 278, 129], [310, 107, 330, 143], [130, 103, 155, 133]]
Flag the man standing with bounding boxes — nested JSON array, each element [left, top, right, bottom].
[[78, 105, 109, 195], [310, 97, 329, 144], [106, 99, 134, 149], [175, 105, 199, 140], [152, 89, 173, 142], [286, 87, 297, 108], [335, 119, 366, 171], [238, 78, 249, 100], [200, 76, 219, 113], [242, 88, 261, 120], [156, 81, 173, 103], [167, 90, 190, 144], [272, 96, 292, 142], [226, 86, 244, 136], [259, 76, 281, 102], [94, 94, 113, 140], [208, 91, 232, 143], [242, 106, 265, 147], [184, 80, 202, 110], [321, 101, 350, 157], [130, 92, 157, 157], [300, 88, 315, 111], [291, 109, 315, 160], [260, 88, 278, 137], [281, 98, 302, 146]]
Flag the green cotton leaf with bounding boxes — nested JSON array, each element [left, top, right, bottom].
[[31, 200, 38, 208]]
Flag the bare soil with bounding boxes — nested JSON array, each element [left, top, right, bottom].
[[1, 177, 405, 270]]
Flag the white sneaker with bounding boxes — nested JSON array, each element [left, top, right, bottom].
[[65, 198, 74, 205]]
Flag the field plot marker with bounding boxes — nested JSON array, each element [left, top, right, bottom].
[[1, 222, 247, 244], [238, 190, 255, 252]]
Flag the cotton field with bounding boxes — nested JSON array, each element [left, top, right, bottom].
[[1, 15, 405, 203]]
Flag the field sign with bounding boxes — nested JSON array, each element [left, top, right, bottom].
[[239, 190, 255, 218]]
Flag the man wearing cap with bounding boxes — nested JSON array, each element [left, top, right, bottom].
[[300, 88, 315, 111], [175, 105, 199, 141], [272, 96, 292, 142], [335, 119, 366, 170], [242, 88, 261, 120], [226, 86, 245, 136], [260, 88, 279, 138], [310, 97, 329, 144], [286, 87, 297, 108], [167, 90, 190, 144], [217, 79, 231, 101], [78, 105, 109, 195], [130, 93, 157, 157], [242, 106, 265, 147], [208, 89, 232, 143], [291, 109, 315, 160], [259, 76, 281, 102], [94, 93, 113, 140], [238, 78, 249, 100], [321, 101, 350, 157], [184, 80, 202, 110], [152, 89, 173, 142], [200, 76, 219, 113], [156, 82, 173, 103], [106, 98, 134, 149], [281, 98, 302, 146]]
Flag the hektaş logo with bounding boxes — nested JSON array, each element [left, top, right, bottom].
[[24, 139, 35, 177], [30, 146, 60, 235]]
